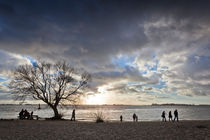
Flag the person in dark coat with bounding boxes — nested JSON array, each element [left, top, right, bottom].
[[24, 109, 30, 119], [30, 111, 33, 120], [168, 111, 173, 121], [174, 109, 179, 122], [120, 115, 123, 122], [133, 113, 136, 122], [161, 111, 166, 122], [71, 109, 76, 121], [19, 109, 24, 120]]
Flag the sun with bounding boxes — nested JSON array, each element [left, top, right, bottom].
[[85, 93, 107, 105], [85, 86, 109, 105]]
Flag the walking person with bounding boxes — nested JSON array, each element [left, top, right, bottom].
[[168, 111, 173, 121], [174, 109, 179, 122], [161, 111, 166, 122], [71, 109, 76, 121], [133, 113, 136, 122], [120, 115, 123, 122]]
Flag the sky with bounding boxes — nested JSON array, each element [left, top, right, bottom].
[[0, 0, 210, 105]]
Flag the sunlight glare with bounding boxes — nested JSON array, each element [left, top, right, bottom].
[[85, 93, 107, 105]]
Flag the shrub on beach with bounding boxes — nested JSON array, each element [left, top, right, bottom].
[[93, 112, 105, 123]]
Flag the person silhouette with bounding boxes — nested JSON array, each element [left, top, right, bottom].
[[136, 115, 138, 122], [30, 111, 33, 120], [133, 113, 136, 122], [174, 109, 179, 122], [71, 109, 75, 121], [161, 111, 166, 122], [24, 109, 30, 119], [120, 115, 123, 122], [19, 109, 24, 120], [168, 111, 173, 121]]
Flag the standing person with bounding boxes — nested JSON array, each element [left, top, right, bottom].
[[30, 111, 33, 120], [136, 115, 138, 122], [161, 111, 166, 122], [19, 109, 24, 120], [133, 113, 136, 122], [120, 115, 123, 122], [168, 111, 173, 121], [174, 109, 179, 122], [24, 109, 30, 119], [71, 109, 75, 121]]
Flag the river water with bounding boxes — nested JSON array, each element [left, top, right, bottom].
[[0, 104, 210, 121]]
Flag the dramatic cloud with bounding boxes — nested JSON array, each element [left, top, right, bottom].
[[1, 0, 210, 104], [0, 50, 31, 72]]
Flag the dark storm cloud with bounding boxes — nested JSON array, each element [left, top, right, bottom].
[[0, 0, 147, 54], [1, 0, 210, 102], [1, 0, 210, 63]]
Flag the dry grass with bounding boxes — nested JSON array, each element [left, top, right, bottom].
[[93, 111, 105, 123]]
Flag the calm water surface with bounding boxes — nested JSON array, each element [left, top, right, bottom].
[[0, 104, 210, 121]]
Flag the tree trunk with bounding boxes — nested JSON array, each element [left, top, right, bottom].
[[51, 105, 61, 119]]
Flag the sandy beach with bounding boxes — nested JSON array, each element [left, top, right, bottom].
[[0, 120, 209, 140]]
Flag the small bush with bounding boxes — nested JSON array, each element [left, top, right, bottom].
[[93, 112, 105, 123]]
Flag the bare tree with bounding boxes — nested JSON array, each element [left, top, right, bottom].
[[9, 60, 91, 119]]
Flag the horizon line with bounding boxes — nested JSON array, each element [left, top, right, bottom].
[[0, 103, 210, 106]]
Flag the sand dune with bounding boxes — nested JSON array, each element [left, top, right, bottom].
[[0, 120, 209, 140]]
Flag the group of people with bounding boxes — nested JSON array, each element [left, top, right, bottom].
[[119, 109, 179, 122], [161, 109, 179, 122], [133, 113, 138, 122], [19, 109, 33, 120], [119, 113, 139, 122], [19, 108, 76, 121], [120, 113, 139, 122], [19, 108, 179, 122]]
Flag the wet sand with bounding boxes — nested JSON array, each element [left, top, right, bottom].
[[0, 120, 209, 140]]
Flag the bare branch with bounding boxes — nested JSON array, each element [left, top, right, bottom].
[[9, 59, 91, 119]]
